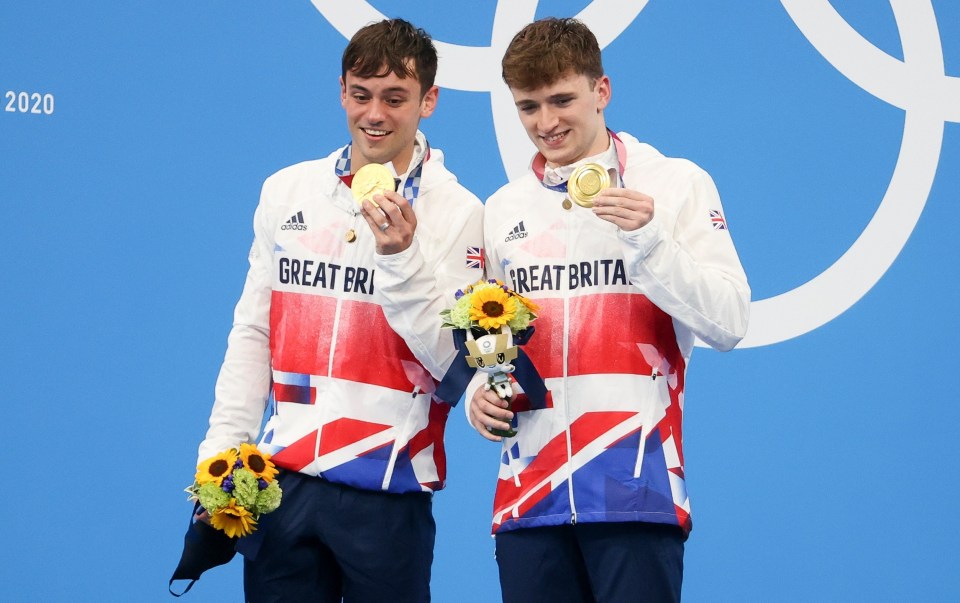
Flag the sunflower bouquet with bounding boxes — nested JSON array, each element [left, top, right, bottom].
[[186, 443, 282, 538], [440, 279, 539, 436], [441, 279, 538, 334]]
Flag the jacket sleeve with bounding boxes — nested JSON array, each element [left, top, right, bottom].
[[373, 185, 485, 381], [618, 166, 750, 351], [463, 206, 507, 421], [196, 183, 276, 464]]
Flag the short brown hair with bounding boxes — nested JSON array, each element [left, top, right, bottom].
[[502, 17, 604, 90], [341, 19, 438, 97]]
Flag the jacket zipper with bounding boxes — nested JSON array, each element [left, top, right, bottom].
[[562, 199, 577, 525]]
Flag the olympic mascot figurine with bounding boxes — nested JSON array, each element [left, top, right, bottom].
[[464, 327, 520, 435]]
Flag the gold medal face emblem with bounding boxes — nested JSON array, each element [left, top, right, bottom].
[[567, 163, 610, 208], [351, 163, 395, 207]]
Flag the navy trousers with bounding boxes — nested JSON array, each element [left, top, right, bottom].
[[242, 471, 435, 602], [495, 521, 685, 603]]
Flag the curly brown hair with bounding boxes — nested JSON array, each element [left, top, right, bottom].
[[341, 19, 438, 97], [501, 17, 604, 91]]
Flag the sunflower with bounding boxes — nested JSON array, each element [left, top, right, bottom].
[[210, 499, 258, 538], [469, 284, 518, 330], [239, 443, 279, 483], [195, 449, 239, 487]]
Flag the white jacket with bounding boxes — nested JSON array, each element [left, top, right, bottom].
[[482, 132, 749, 532], [199, 134, 484, 493]]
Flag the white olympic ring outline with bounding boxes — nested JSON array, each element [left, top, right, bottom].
[[310, 0, 959, 348]]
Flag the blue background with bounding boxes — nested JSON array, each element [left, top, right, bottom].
[[2, 1, 958, 601]]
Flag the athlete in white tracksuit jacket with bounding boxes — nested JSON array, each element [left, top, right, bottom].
[[199, 131, 483, 493], [192, 20, 484, 601], [480, 131, 749, 534], [469, 17, 750, 602]]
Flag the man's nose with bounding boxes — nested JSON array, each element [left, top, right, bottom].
[[538, 106, 559, 132], [366, 99, 387, 124]]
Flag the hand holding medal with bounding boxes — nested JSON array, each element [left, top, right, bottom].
[[352, 163, 418, 254], [568, 163, 654, 232], [590, 184, 655, 232]]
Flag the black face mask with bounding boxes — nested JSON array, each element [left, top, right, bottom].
[[168, 504, 237, 597]]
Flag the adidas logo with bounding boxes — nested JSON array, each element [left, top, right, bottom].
[[504, 220, 528, 242], [281, 210, 307, 231]]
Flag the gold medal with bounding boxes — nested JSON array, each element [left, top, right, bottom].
[[567, 163, 610, 208], [351, 163, 395, 207]]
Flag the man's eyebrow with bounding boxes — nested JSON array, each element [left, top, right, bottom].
[[380, 86, 412, 95], [514, 91, 575, 106], [348, 84, 412, 96]]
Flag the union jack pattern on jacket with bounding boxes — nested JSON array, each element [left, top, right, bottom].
[[200, 132, 484, 494], [481, 133, 750, 534]]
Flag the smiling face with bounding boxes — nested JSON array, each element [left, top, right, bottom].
[[340, 65, 438, 175], [511, 70, 611, 168]]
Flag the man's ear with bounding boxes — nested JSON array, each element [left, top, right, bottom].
[[420, 85, 439, 118], [595, 75, 611, 112], [339, 76, 347, 108]]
